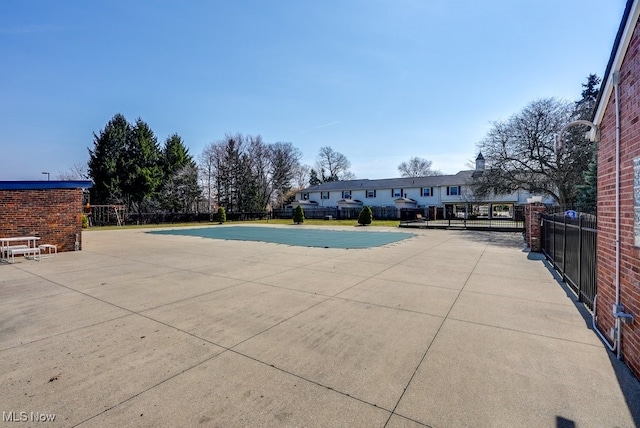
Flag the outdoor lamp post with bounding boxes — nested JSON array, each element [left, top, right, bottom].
[[41, 171, 50, 181], [554, 119, 599, 153]]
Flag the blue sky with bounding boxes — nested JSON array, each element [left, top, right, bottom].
[[0, 1, 626, 181]]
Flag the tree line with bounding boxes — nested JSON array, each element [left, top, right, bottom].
[[88, 114, 200, 215], [87, 115, 368, 214], [85, 75, 599, 217], [198, 135, 304, 213]]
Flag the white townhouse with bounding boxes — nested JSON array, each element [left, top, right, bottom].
[[293, 154, 545, 220]]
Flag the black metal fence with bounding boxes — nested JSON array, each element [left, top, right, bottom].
[[400, 218, 524, 231], [272, 206, 401, 220], [541, 213, 597, 310]]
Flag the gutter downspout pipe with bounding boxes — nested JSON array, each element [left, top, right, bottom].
[[593, 71, 636, 356], [614, 71, 623, 360], [591, 71, 623, 356]]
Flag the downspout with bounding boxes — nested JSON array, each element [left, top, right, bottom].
[[614, 71, 623, 360], [592, 72, 622, 355], [592, 71, 636, 357]]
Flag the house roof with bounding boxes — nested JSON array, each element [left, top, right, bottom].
[[301, 170, 475, 193], [593, 0, 638, 124], [0, 180, 93, 190]]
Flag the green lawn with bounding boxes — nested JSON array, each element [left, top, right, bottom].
[[86, 218, 401, 231]]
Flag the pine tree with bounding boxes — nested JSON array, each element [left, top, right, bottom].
[[575, 152, 598, 214], [161, 134, 199, 212], [309, 169, 321, 186], [358, 206, 373, 225], [88, 113, 130, 204], [122, 118, 163, 216], [293, 205, 305, 224]]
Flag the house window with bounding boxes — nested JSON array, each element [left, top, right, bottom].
[[302, 193, 309, 200], [321, 191, 330, 199], [446, 186, 461, 196], [342, 190, 351, 199], [366, 189, 376, 198], [421, 187, 433, 197], [392, 188, 402, 197]]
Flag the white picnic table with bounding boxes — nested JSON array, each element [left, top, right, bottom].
[[0, 236, 41, 263]]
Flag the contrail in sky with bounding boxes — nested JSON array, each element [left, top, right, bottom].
[[301, 120, 341, 133]]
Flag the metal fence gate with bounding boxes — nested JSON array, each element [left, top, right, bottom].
[[541, 213, 597, 310]]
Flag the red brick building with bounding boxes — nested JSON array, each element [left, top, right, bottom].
[[593, 0, 640, 379], [0, 181, 92, 253]]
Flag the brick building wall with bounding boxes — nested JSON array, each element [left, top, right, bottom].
[[596, 4, 640, 379], [524, 203, 546, 252], [0, 188, 84, 252]]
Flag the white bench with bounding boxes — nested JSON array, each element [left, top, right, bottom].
[[8, 247, 40, 263], [2, 245, 28, 259], [39, 244, 57, 257]]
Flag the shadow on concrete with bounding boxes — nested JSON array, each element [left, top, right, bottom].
[[531, 251, 640, 426], [555, 416, 575, 428], [457, 230, 526, 249]]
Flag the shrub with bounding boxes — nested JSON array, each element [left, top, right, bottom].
[[358, 206, 373, 225], [217, 206, 226, 224], [293, 205, 305, 224], [81, 213, 89, 228]]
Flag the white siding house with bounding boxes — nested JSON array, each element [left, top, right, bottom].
[[293, 154, 549, 219]]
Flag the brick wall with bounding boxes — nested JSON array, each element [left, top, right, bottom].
[[0, 189, 84, 252], [596, 14, 640, 379], [524, 203, 546, 252]]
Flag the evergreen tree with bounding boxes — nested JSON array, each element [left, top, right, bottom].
[[309, 169, 322, 186], [87, 113, 130, 204], [161, 134, 199, 212], [358, 206, 373, 225], [293, 205, 305, 224], [122, 118, 163, 215], [575, 152, 598, 214], [573, 74, 600, 212], [162, 133, 193, 175], [217, 206, 226, 223], [575, 74, 601, 120]]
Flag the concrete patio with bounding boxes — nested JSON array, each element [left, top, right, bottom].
[[1, 226, 639, 427]]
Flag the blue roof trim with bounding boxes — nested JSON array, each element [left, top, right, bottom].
[[0, 181, 93, 190]]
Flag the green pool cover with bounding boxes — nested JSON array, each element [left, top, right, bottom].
[[149, 226, 413, 249]]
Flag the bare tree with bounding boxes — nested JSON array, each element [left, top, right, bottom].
[[314, 146, 353, 181], [472, 98, 595, 206], [198, 135, 304, 211], [292, 164, 311, 189], [397, 157, 442, 177], [57, 162, 89, 180], [161, 164, 202, 213], [246, 135, 272, 210], [270, 142, 302, 207]]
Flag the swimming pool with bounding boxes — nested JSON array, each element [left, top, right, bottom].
[[149, 226, 413, 249]]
